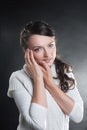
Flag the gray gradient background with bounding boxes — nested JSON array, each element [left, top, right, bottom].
[[0, 1, 87, 130]]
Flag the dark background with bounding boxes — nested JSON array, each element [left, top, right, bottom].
[[0, 0, 87, 130]]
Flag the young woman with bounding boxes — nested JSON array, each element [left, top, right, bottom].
[[7, 21, 84, 130]]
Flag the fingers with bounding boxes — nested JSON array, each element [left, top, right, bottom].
[[30, 49, 36, 64], [40, 61, 49, 70], [24, 49, 36, 65], [25, 49, 31, 63]]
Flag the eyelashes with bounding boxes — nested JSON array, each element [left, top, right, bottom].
[[48, 43, 54, 47], [33, 47, 42, 52]]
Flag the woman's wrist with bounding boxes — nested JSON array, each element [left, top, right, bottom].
[[33, 77, 44, 86]]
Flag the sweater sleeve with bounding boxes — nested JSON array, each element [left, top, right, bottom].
[[67, 86, 84, 123], [7, 75, 47, 130], [66, 72, 84, 123]]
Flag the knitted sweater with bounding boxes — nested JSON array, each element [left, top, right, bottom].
[[7, 64, 84, 130]]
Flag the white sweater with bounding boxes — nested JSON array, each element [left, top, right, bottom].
[[7, 64, 84, 130]]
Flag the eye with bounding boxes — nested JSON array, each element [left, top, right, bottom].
[[48, 43, 54, 48], [33, 47, 42, 52]]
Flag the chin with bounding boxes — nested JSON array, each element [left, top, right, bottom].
[[47, 61, 54, 67]]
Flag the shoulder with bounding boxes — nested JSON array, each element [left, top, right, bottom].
[[9, 69, 27, 89], [9, 68, 33, 90], [10, 69, 24, 80], [8, 67, 33, 97], [10, 69, 23, 79], [9, 67, 32, 83]]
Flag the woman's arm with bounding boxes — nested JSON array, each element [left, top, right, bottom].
[[32, 76, 47, 107], [41, 62, 84, 123], [46, 82, 83, 123], [9, 77, 47, 130], [46, 81, 74, 115], [25, 49, 47, 107], [7, 48, 48, 130]]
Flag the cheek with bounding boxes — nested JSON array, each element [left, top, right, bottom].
[[52, 47, 56, 56], [33, 52, 43, 63]]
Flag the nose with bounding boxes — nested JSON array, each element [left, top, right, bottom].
[[43, 48, 50, 57]]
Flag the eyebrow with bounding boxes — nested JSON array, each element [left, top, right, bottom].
[[48, 41, 55, 44], [32, 46, 42, 50]]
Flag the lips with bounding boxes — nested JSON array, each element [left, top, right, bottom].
[[43, 58, 52, 63]]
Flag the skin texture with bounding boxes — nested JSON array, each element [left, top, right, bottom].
[[24, 34, 74, 114]]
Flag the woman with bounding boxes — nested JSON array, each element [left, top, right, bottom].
[[7, 21, 84, 130]]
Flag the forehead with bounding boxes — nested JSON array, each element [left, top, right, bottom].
[[28, 34, 55, 46]]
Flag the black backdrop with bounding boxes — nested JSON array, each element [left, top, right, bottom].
[[0, 1, 87, 130]]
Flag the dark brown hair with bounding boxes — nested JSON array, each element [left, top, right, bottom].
[[20, 20, 75, 92]]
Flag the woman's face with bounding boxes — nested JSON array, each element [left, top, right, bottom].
[[27, 34, 56, 66]]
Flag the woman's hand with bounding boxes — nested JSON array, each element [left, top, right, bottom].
[[24, 49, 43, 80], [25, 49, 47, 107], [40, 61, 55, 89]]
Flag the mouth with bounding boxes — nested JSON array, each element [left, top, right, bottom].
[[43, 58, 52, 63]]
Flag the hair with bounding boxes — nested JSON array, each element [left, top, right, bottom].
[[20, 20, 75, 92]]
